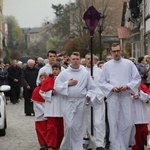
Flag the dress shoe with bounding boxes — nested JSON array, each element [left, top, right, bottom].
[[40, 145, 48, 150], [105, 142, 110, 149], [96, 147, 104, 150], [48, 147, 54, 150], [25, 113, 31, 116]]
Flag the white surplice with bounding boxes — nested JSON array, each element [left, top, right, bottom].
[[54, 65, 96, 150], [40, 90, 64, 117], [36, 63, 65, 85], [132, 90, 149, 124], [99, 58, 141, 150], [86, 67, 105, 149], [33, 102, 47, 121]]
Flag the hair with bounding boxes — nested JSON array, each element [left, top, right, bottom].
[[39, 72, 47, 78], [47, 50, 57, 57], [111, 43, 120, 48], [27, 59, 35, 65], [52, 62, 61, 70], [138, 56, 144, 63], [59, 51, 68, 57], [0, 60, 3, 64], [94, 55, 99, 61], [97, 60, 105, 65], [37, 57, 44, 63], [71, 51, 80, 57]]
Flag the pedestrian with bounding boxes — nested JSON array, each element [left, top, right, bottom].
[[0, 60, 9, 102], [17, 61, 24, 99], [8, 59, 22, 104], [106, 54, 113, 62], [97, 60, 105, 69], [35, 57, 45, 70], [104, 54, 112, 150], [132, 83, 150, 150], [54, 52, 96, 150], [144, 55, 150, 88], [85, 53, 105, 150], [31, 72, 48, 150], [22, 59, 39, 116], [40, 62, 64, 150], [99, 43, 141, 150], [0, 60, 9, 86], [136, 56, 148, 84]]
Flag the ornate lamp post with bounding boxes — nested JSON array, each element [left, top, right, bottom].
[[99, 13, 105, 60]]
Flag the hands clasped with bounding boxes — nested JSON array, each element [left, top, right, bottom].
[[113, 85, 128, 93]]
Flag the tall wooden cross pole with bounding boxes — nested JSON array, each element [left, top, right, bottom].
[[83, 6, 100, 136]]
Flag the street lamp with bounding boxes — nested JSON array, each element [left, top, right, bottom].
[[99, 13, 105, 60]]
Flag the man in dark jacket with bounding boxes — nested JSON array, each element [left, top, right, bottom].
[[22, 59, 38, 116], [8, 59, 22, 104]]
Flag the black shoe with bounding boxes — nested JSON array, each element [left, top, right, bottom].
[[40, 145, 48, 150], [25, 114, 31, 116], [96, 147, 104, 150], [105, 142, 110, 149]]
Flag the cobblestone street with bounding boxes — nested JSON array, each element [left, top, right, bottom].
[[0, 99, 39, 150]]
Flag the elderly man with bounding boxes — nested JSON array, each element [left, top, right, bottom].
[[99, 43, 141, 150], [22, 59, 39, 116], [54, 52, 96, 150]]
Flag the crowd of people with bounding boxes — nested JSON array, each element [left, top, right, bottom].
[[1, 42, 150, 150]]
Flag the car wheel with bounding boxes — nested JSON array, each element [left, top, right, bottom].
[[0, 118, 6, 136]]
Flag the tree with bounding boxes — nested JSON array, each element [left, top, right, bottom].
[[63, 34, 101, 58], [52, 4, 64, 17], [6, 16, 25, 51]]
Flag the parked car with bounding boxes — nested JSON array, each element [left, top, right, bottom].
[[0, 85, 10, 136]]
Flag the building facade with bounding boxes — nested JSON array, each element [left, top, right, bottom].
[[0, 0, 3, 52]]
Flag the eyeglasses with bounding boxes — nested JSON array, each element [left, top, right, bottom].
[[111, 50, 121, 53]]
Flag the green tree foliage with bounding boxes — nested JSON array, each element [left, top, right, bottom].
[[6, 16, 25, 51], [52, 4, 64, 17], [50, 4, 70, 52], [46, 37, 61, 52], [2, 38, 10, 63], [63, 34, 100, 58], [9, 50, 22, 60]]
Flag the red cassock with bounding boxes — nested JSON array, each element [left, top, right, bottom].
[[140, 83, 150, 94], [40, 76, 64, 148], [40, 76, 55, 92], [31, 85, 47, 147], [31, 86, 45, 103], [132, 83, 149, 150]]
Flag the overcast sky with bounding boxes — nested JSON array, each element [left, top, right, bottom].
[[3, 0, 74, 28]]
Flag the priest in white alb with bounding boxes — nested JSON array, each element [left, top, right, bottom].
[[99, 43, 141, 150]]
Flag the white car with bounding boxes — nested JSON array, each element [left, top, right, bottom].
[[0, 85, 10, 136]]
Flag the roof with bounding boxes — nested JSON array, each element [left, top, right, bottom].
[[28, 28, 43, 33], [117, 26, 131, 39]]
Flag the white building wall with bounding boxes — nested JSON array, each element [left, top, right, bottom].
[[145, 0, 150, 54]]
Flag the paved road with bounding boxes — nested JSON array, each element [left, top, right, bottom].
[[0, 99, 39, 150], [1, 98, 150, 150]]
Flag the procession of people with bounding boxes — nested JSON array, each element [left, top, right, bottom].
[[1, 42, 150, 150]]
